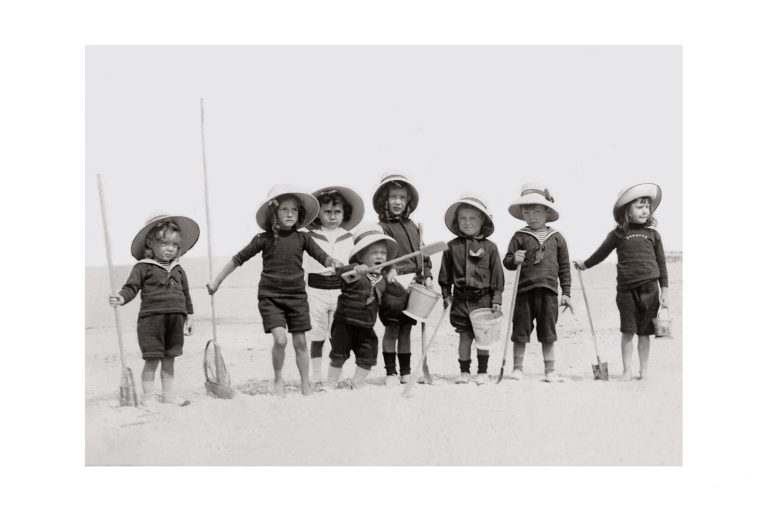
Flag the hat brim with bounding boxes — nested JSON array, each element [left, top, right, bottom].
[[507, 197, 559, 222], [444, 199, 495, 237], [349, 234, 398, 263], [372, 176, 420, 214], [613, 183, 662, 222], [312, 186, 365, 230], [130, 215, 200, 260], [256, 191, 320, 231]]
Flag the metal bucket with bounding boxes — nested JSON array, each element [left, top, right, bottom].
[[469, 308, 504, 349], [403, 283, 441, 322]]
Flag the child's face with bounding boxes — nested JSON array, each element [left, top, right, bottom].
[[521, 204, 548, 230], [148, 230, 181, 262], [360, 242, 388, 268], [276, 198, 300, 229], [386, 187, 409, 217], [457, 205, 483, 237], [627, 198, 651, 224], [317, 201, 344, 230]]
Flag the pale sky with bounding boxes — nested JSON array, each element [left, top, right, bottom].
[[86, 46, 681, 267]]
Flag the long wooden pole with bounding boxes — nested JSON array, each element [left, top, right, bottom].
[[200, 98, 217, 342]]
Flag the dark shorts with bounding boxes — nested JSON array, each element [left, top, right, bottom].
[[136, 313, 185, 360], [329, 321, 379, 370], [378, 281, 417, 326], [512, 288, 559, 344], [450, 293, 493, 335], [258, 296, 312, 333], [616, 280, 660, 336]]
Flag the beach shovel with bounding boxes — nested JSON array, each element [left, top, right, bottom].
[[576, 268, 609, 380], [340, 242, 448, 283], [416, 222, 433, 384], [200, 99, 235, 399], [96, 174, 139, 407], [402, 297, 453, 397], [496, 264, 522, 383]]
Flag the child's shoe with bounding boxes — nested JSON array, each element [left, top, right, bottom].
[[399, 374, 410, 384], [140, 393, 161, 409], [313, 381, 328, 392], [544, 371, 564, 383], [351, 367, 371, 389], [475, 373, 489, 385], [510, 369, 524, 380], [455, 372, 471, 384], [386, 375, 400, 387]]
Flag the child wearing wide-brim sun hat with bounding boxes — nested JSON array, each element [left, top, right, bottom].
[[439, 195, 505, 385], [303, 185, 365, 390], [326, 223, 398, 390], [207, 184, 343, 396], [109, 213, 200, 406], [503, 183, 573, 383], [575, 183, 668, 381], [372, 172, 432, 386]]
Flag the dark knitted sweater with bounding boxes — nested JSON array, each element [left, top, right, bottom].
[[378, 218, 433, 279], [333, 264, 388, 328], [439, 237, 505, 305], [232, 229, 331, 299], [584, 224, 668, 291], [118, 260, 194, 317], [503, 228, 571, 296]]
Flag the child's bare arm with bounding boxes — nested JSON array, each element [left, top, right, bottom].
[[207, 260, 237, 294]]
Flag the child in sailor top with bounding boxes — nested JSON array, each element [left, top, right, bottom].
[[503, 184, 573, 383], [109, 214, 200, 406], [439, 196, 504, 385], [575, 183, 668, 380], [373, 174, 433, 386], [303, 187, 363, 390], [326, 225, 397, 390]]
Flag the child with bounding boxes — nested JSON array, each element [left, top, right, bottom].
[[503, 184, 573, 382], [373, 173, 433, 386], [108, 213, 200, 406], [207, 185, 343, 396], [574, 183, 668, 380], [303, 186, 364, 390], [439, 195, 504, 385], [327, 224, 398, 389]]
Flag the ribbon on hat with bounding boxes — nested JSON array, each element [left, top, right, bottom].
[[521, 187, 555, 203], [354, 230, 382, 244]]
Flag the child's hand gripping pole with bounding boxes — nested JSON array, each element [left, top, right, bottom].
[[340, 242, 449, 283]]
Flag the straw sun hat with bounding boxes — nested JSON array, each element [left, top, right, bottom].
[[444, 195, 495, 237], [255, 184, 320, 231], [507, 183, 559, 222], [372, 173, 420, 214], [613, 183, 662, 222], [130, 213, 200, 260], [348, 223, 398, 264], [312, 186, 365, 230]]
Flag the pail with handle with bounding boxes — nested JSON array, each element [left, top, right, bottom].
[[469, 308, 504, 349], [403, 283, 441, 322]]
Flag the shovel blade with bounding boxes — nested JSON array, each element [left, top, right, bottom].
[[592, 362, 609, 381], [205, 380, 235, 399], [204, 339, 234, 399], [119, 367, 139, 407]]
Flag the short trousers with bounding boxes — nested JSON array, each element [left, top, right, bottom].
[[329, 321, 379, 370], [616, 280, 660, 336], [378, 280, 417, 326], [258, 296, 312, 333], [511, 288, 559, 344], [136, 313, 186, 359], [450, 293, 493, 335], [307, 286, 341, 340]]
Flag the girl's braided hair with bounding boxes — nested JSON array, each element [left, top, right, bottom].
[[617, 197, 657, 234], [309, 190, 351, 229], [266, 194, 307, 247], [375, 180, 413, 222], [143, 219, 182, 259]]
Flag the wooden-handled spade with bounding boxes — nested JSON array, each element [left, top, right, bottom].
[[340, 242, 448, 283]]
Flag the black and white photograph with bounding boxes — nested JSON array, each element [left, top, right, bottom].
[[85, 45, 681, 465]]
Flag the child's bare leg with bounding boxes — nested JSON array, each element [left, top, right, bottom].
[[271, 327, 288, 395], [160, 356, 175, 401], [292, 331, 312, 395], [511, 342, 526, 379], [458, 332, 472, 361], [637, 335, 651, 379], [621, 332, 634, 380], [542, 342, 562, 382], [141, 358, 160, 396]]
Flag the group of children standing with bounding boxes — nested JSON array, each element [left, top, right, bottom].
[[109, 174, 668, 402]]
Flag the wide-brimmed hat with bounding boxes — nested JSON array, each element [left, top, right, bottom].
[[348, 223, 398, 263], [508, 183, 559, 222], [312, 186, 365, 230], [255, 184, 320, 231], [613, 183, 662, 222], [372, 173, 420, 214], [444, 194, 495, 237], [130, 213, 200, 260]]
